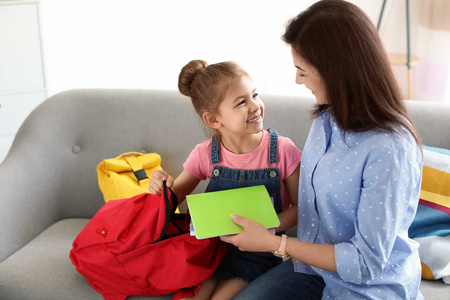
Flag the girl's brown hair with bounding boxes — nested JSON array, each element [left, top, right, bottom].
[[178, 60, 249, 118], [282, 0, 421, 145]]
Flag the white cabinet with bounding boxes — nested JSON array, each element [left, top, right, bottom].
[[0, 0, 46, 163]]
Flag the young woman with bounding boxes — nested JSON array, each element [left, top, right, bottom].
[[148, 59, 302, 299], [221, 1, 424, 299]]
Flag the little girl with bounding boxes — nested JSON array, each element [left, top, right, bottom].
[[149, 60, 302, 299]]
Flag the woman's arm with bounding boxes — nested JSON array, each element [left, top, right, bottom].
[[221, 215, 337, 273], [275, 164, 300, 232]]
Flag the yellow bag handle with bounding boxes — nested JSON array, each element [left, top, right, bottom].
[[123, 154, 150, 189], [116, 152, 143, 159]]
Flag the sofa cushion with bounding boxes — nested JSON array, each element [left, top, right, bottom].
[[0, 219, 172, 300], [409, 146, 450, 284]]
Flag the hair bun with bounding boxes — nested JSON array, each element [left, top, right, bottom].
[[178, 60, 208, 97]]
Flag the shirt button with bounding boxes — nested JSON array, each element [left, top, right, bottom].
[[311, 223, 315, 228]]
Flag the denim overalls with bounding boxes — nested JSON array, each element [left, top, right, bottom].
[[206, 129, 284, 283]]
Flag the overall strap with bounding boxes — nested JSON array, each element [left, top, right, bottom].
[[210, 136, 220, 165], [211, 130, 278, 165], [268, 129, 279, 165]]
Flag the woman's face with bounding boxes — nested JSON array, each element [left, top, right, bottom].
[[291, 48, 327, 104]]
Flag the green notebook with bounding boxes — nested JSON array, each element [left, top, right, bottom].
[[186, 185, 280, 239]]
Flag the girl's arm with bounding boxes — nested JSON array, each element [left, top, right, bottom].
[[172, 169, 201, 204], [149, 169, 200, 205], [275, 164, 300, 233]]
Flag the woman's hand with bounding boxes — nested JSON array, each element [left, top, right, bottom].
[[220, 214, 280, 252], [148, 169, 174, 194]]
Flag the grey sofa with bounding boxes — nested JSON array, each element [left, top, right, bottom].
[[0, 89, 449, 300]]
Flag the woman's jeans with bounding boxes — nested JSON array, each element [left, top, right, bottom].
[[231, 259, 325, 300]]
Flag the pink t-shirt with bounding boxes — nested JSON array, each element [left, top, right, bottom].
[[183, 130, 302, 207]]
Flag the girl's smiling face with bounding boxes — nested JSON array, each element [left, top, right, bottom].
[[291, 48, 327, 104], [213, 75, 264, 138]]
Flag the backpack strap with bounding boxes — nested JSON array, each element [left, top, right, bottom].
[[152, 181, 178, 244]]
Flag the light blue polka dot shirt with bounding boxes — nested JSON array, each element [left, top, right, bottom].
[[294, 110, 424, 299]]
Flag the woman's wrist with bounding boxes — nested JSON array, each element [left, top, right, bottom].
[[271, 234, 290, 259], [269, 234, 283, 252]]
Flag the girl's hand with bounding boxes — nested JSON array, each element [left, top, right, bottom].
[[148, 170, 174, 194], [220, 214, 280, 252]]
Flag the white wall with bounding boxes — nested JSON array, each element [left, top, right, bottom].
[[0, 1, 47, 163], [0, 0, 439, 164], [39, 0, 385, 99]]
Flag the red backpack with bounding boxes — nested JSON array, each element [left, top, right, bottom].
[[70, 182, 227, 300]]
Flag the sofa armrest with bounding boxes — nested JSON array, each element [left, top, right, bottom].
[[0, 141, 65, 262]]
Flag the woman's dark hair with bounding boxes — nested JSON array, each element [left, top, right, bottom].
[[282, 0, 421, 145]]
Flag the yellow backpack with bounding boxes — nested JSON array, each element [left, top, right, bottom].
[[97, 152, 162, 203]]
